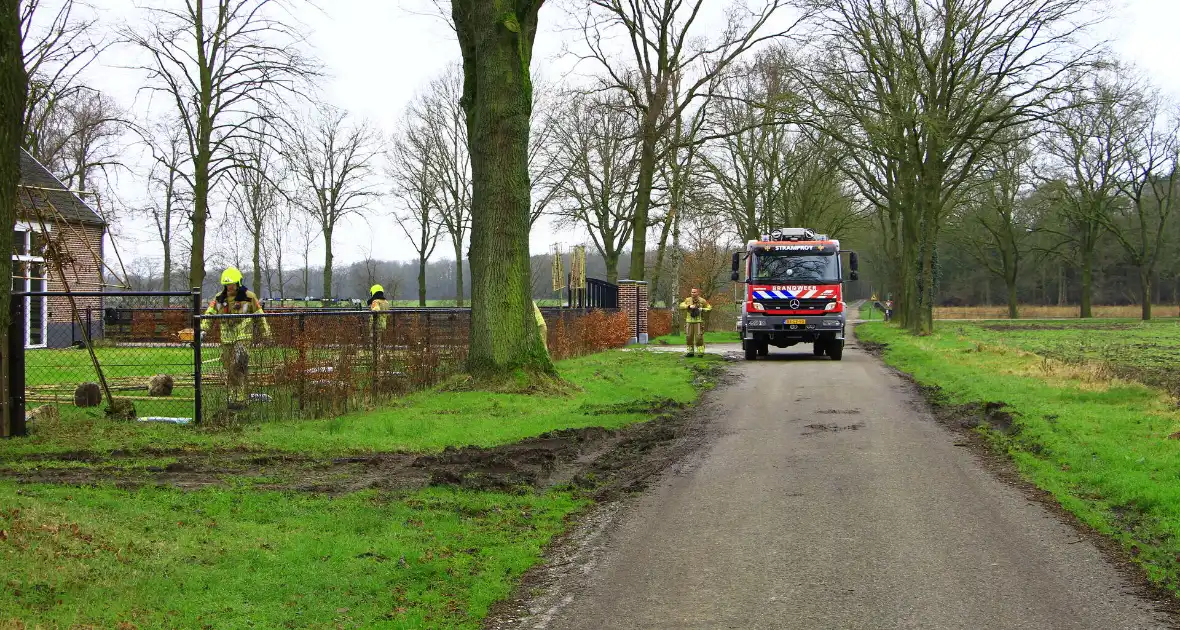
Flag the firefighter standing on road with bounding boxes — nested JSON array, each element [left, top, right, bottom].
[[679, 288, 712, 357], [200, 267, 272, 410]]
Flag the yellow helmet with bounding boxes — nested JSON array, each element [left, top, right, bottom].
[[370, 284, 384, 297], [220, 267, 243, 285]]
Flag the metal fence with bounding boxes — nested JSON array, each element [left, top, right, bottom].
[[6, 293, 629, 435], [8, 290, 200, 436], [197, 308, 471, 423]]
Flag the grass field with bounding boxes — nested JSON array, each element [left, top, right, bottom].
[[0, 348, 719, 627], [0, 483, 581, 628], [858, 319, 1180, 593], [933, 304, 1179, 319]]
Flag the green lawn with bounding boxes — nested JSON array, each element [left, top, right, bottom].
[[654, 331, 742, 346], [858, 320, 1180, 593], [3, 349, 712, 458], [0, 483, 582, 628], [0, 348, 720, 627]]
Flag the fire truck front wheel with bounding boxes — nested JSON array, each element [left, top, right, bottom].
[[828, 339, 844, 361], [743, 339, 758, 360]]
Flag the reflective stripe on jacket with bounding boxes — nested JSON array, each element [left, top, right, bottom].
[[201, 289, 271, 343]]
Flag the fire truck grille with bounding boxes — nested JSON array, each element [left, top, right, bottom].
[[758, 299, 831, 310]]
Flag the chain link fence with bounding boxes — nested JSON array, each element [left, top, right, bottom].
[[6, 293, 633, 435], [9, 291, 200, 435], [197, 309, 471, 423]]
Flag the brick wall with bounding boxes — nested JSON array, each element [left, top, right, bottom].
[[46, 223, 104, 324]]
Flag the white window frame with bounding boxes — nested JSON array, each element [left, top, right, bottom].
[[12, 223, 50, 349]]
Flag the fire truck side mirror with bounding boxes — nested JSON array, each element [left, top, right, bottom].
[[850, 270, 860, 281], [730, 251, 740, 281], [849, 251, 859, 271]]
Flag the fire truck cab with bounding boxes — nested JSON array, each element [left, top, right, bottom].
[[731, 227, 859, 361]]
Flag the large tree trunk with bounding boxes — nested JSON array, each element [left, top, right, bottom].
[[418, 256, 428, 306], [1058, 264, 1067, 306], [0, 0, 28, 437], [189, 151, 209, 292], [1006, 279, 1018, 319], [162, 241, 171, 304], [604, 251, 620, 285], [453, 0, 553, 378], [1140, 268, 1152, 321], [322, 225, 334, 298], [252, 230, 262, 296], [453, 239, 464, 307], [1080, 250, 1093, 318], [627, 123, 659, 281]]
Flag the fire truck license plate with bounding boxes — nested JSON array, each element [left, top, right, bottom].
[[785, 319, 806, 325]]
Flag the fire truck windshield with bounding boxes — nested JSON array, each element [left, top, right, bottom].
[[751, 252, 840, 283]]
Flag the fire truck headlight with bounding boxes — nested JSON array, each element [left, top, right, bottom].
[[750, 302, 765, 312], [824, 302, 839, 311]]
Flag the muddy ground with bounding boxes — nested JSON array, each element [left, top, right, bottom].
[[0, 362, 730, 502]]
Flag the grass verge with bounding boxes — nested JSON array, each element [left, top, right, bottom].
[[3, 349, 703, 459], [858, 321, 1180, 594], [0, 483, 582, 628], [654, 331, 741, 346]]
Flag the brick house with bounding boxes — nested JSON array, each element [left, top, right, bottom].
[[14, 149, 106, 348]]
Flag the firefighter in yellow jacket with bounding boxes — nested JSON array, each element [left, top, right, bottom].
[[679, 288, 712, 357], [368, 284, 390, 332], [533, 301, 549, 357], [200, 267, 271, 409]]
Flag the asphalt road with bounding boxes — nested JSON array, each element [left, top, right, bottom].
[[531, 333, 1176, 630]]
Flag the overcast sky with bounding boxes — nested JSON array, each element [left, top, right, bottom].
[[80, 0, 1180, 272]]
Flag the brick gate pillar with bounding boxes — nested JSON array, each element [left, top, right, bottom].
[[636, 281, 649, 344], [618, 280, 638, 344]]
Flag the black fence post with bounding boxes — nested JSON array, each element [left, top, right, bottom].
[[297, 313, 306, 413], [192, 288, 203, 425], [9, 296, 26, 437], [86, 307, 92, 344], [370, 311, 378, 403]]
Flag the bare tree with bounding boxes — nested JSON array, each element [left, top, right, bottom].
[[389, 115, 442, 306], [528, 72, 565, 227], [551, 91, 639, 284], [261, 200, 295, 299], [21, 0, 105, 162], [1037, 66, 1138, 318], [1110, 77, 1180, 320], [952, 139, 1037, 319], [52, 87, 125, 192], [292, 208, 320, 298], [286, 104, 380, 298], [796, 0, 1097, 332], [227, 120, 282, 293], [121, 0, 318, 291], [141, 119, 191, 303], [574, 0, 802, 280], [412, 64, 471, 306]]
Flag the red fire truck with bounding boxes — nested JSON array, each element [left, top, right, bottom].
[[730, 227, 859, 361]]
